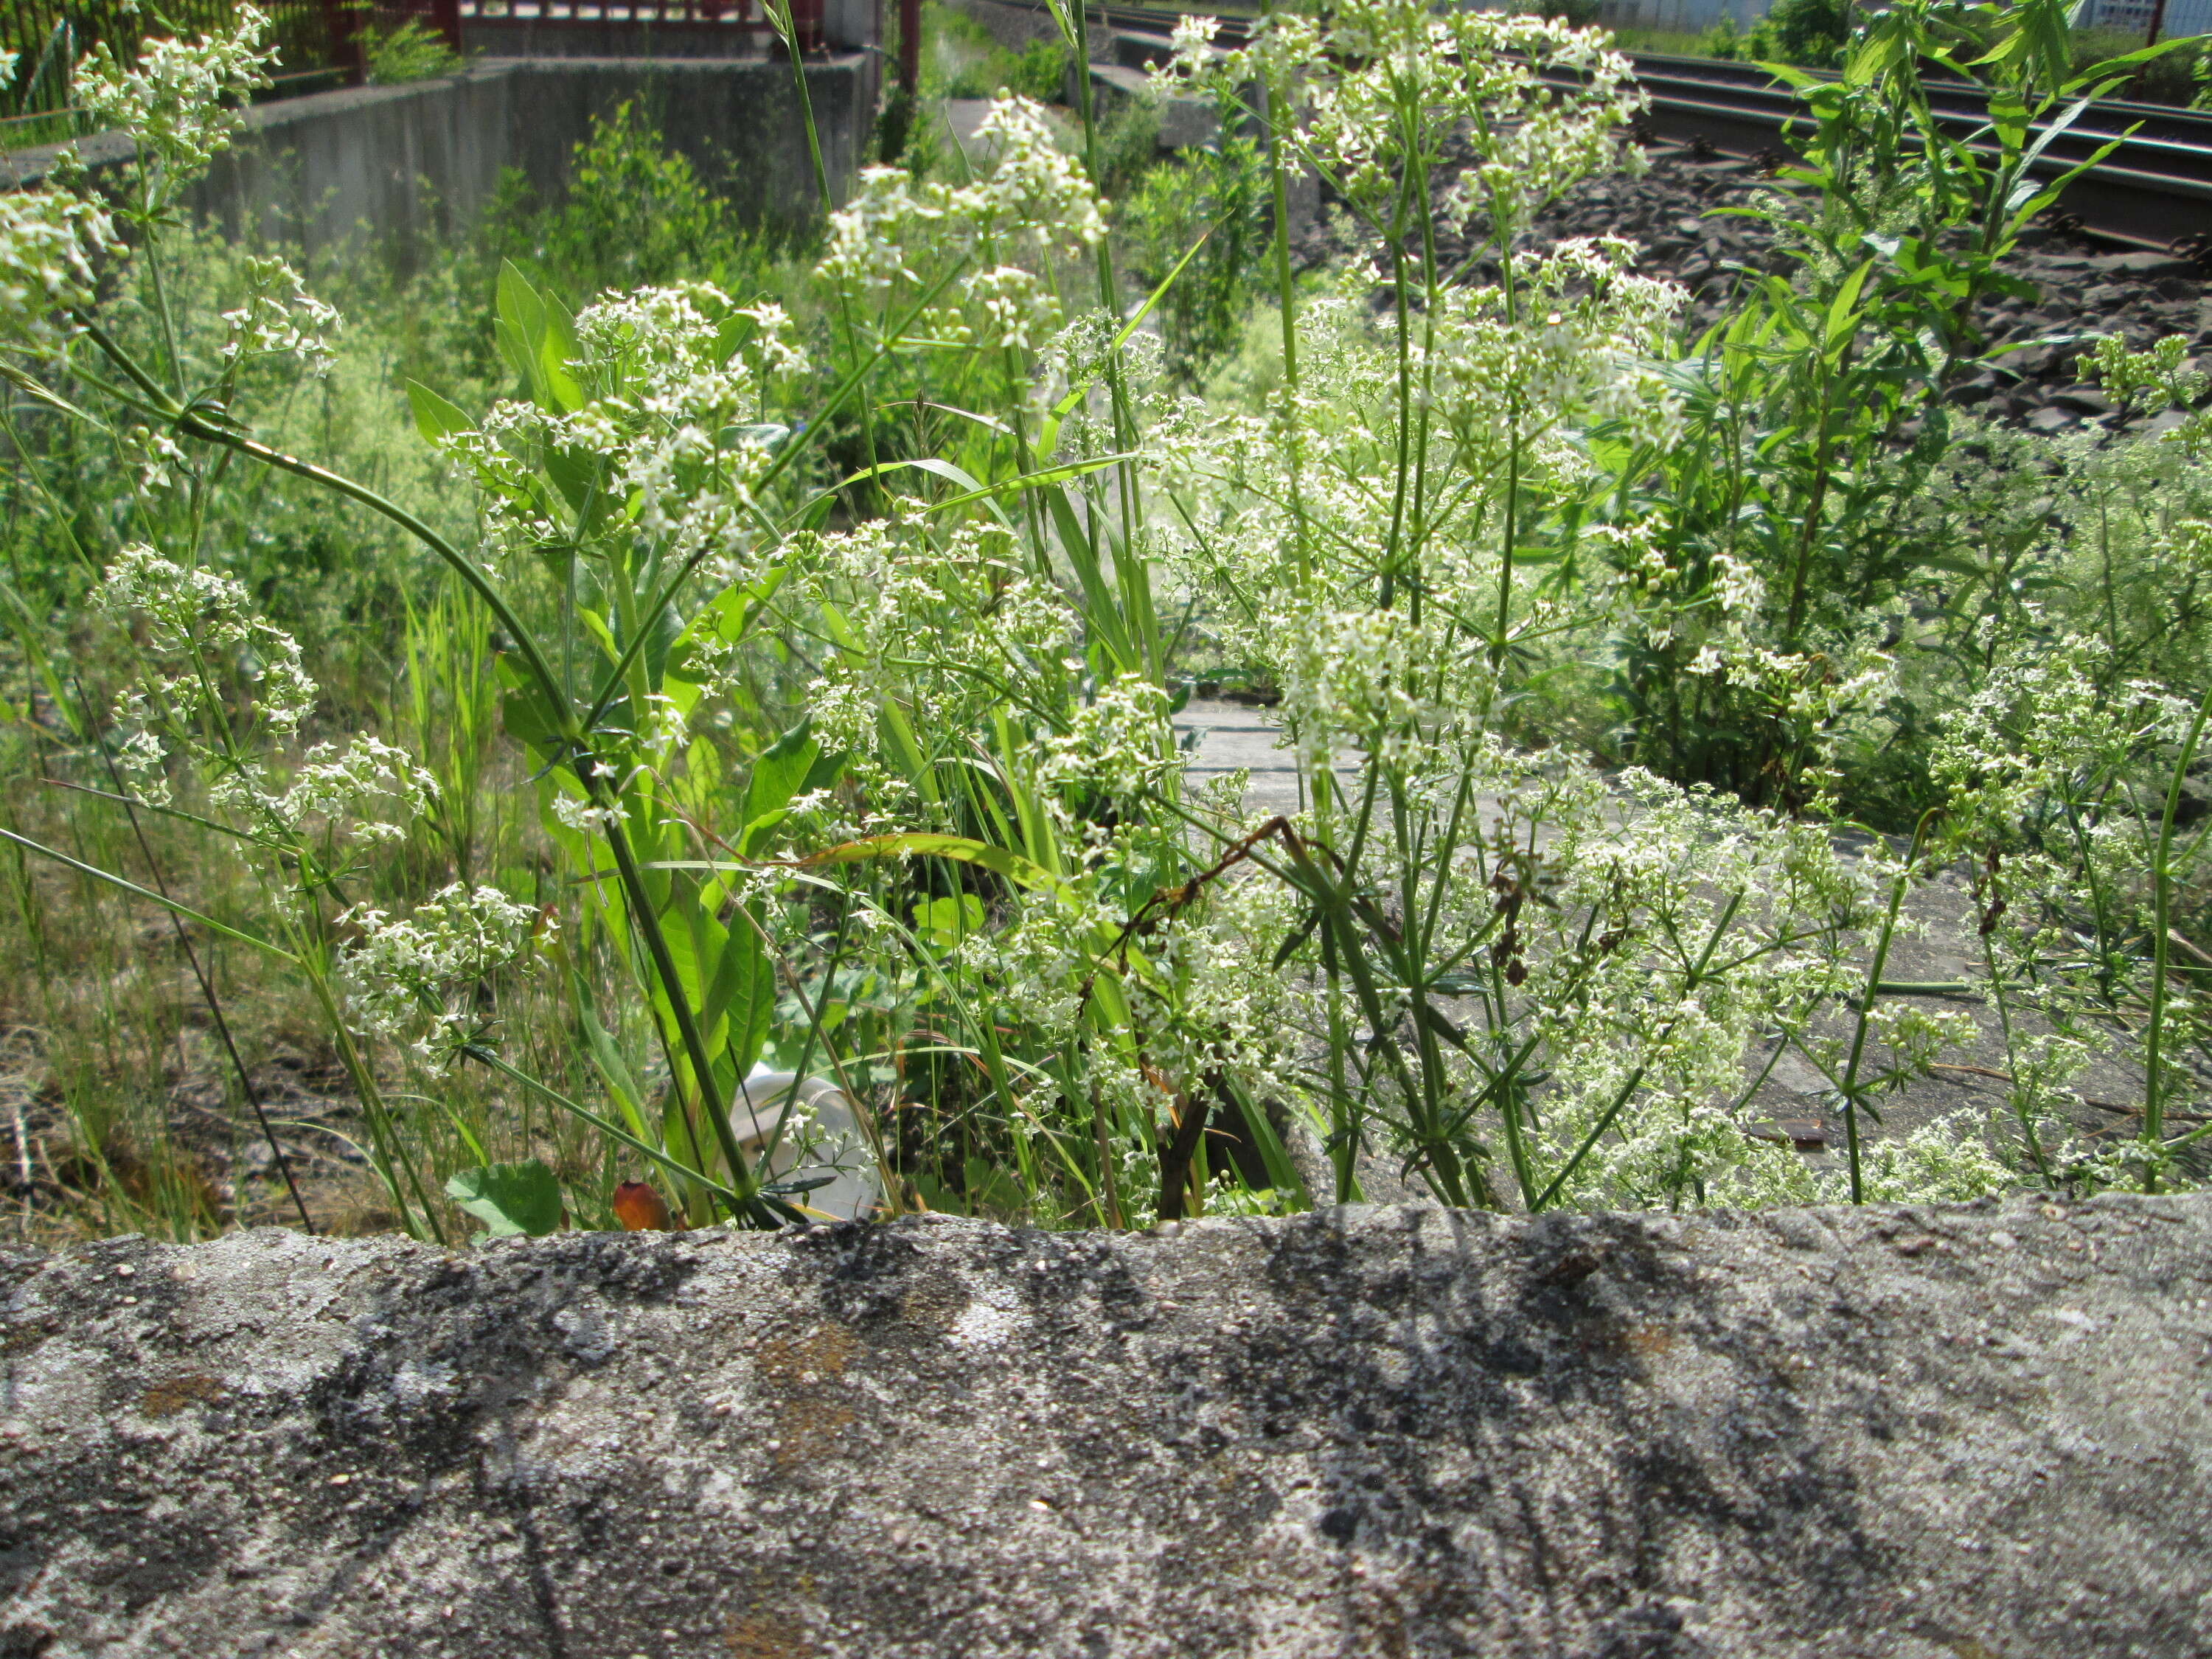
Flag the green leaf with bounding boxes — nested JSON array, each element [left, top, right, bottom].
[[703, 903, 777, 1081], [539, 305, 584, 414], [914, 892, 986, 949], [406, 380, 475, 445], [741, 718, 822, 855], [2062, 36, 2192, 95], [495, 260, 582, 412], [501, 684, 568, 753], [1824, 259, 1874, 357], [1043, 483, 1135, 673], [444, 1160, 564, 1239], [577, 990, 652, 1143], [494, 260, 546, 384], [876, 699, 941, 804]]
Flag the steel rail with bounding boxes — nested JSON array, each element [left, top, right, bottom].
[[1041, 1, 2212, 250]]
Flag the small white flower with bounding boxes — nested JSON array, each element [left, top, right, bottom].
[[337, 884, 546, 1060], [552, 794, 624, 833]]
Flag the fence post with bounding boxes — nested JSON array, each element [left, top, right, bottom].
[[787, 0, 822, 52], [323, 0, 367, 85]]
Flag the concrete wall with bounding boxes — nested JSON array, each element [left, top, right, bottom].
[[3, 1196, 2211, 1657], [2, 55, 874, 260]]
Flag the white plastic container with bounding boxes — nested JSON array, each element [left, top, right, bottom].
[[731, 1070, 882, 1222]]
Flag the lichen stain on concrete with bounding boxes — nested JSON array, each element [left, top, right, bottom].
[[726, 1610, 814, 1658], [754, 1321, 860, 1385], [136, 1373, 226, 1418]]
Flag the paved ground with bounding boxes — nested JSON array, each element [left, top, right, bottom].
[[1175, 697, 1312, 815]]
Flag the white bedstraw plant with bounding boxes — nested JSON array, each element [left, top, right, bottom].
[[11, 0, 2168, 1248]]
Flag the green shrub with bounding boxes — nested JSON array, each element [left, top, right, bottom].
[[476, 100, 790, 301], [1119, 116, 1270, 379], [362, 18, 463, 86], [1701, 0, 1849, 66], [921, 1, 1070, 102]]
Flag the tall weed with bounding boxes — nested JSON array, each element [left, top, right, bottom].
[[0, 0, 2202, 1246]]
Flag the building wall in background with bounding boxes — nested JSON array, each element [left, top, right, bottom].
[[1596, 0, 1773, 35], [2088, 0, 2212, 35]]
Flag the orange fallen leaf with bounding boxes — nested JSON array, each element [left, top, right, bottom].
[[612, 1180, 676, 1232]]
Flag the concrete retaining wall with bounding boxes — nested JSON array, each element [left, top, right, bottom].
[[1, 55, 874, 258], [1, 1193, 2208, 1656]]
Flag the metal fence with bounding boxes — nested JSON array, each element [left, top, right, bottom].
[[0, 0, 358, 140], [0, 0, 820, 139]]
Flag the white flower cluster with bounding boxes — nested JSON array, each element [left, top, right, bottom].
[[788, 511, 1077, 810], [1040, 675, 1180, 799], [1158, 2, 1645, 237], [0, 188, 122, 345], [97, 546, 437, 847], [1422, 239, 1686, 456], [220, 256, 340, 378], [97, 545, 315, 733], [1276, 602, 1431, 770], [2087, 331, 2206, 413], [218, 734, 437, 846], [1817, 1111, 2014, 1205], [76, 5, 275, 182], [434, 284, 805, 580], [818, 94, 1106, 352], [1471, 767, 1874, 1211], [1933, 633, 2191, 836], [336, 883, 546, 1060]]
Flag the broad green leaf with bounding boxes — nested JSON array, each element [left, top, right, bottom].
[[501, 684, 567, 752], [914, 893, 986, 949], [494, 260, 546, 385], [406, 380, 475, 445], [445, 1160, 563, 1238], [703, 903, 777, 1081], [740, 718, 821, 855]]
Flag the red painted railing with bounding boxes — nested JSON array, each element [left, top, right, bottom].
[[394, 0, 825, 52], [0, 0, 823, 134]]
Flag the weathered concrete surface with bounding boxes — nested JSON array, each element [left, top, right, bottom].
[[3, 56, 872, 257], [2, 1194, 2209, 1657]]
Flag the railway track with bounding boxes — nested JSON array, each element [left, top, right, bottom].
[[1043, 1, 2212, 251]]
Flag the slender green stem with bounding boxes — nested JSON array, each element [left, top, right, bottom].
[[462, 1043, 747, 1206], [597, 801, 762, 1220], [1838, 812, 1939, 1205], [2141, 685, 2212, 1182]]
